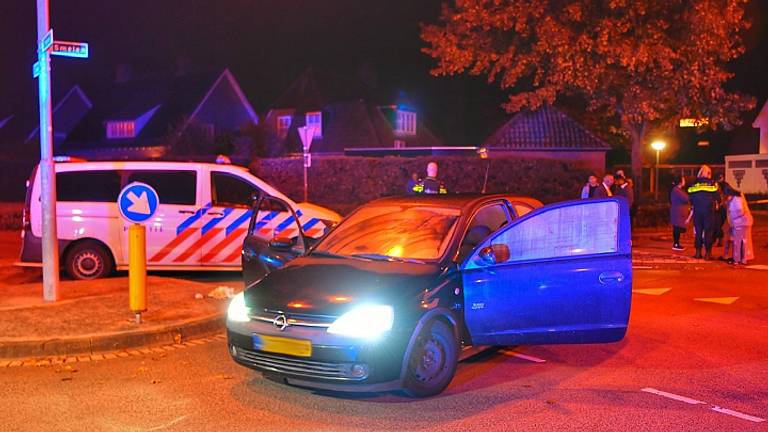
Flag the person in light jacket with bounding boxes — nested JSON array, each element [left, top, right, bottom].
[[725, 187, 754, 266], [669, 175, 690, 251]]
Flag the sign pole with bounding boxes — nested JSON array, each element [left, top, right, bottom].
[[298, 127, 315, 203], [36, 0, 59, 302]]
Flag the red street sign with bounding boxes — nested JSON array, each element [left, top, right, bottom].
[[51, 41, 89, 58]]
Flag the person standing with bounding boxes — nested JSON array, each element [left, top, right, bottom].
[[405, 172, 419, 195], [725, 187, 754, 266], [669, 175, 690, 251], [687, 165, 719, 259], [413, 161, 447, 194], [613, 174, 635, 208], [580, 174, 599, 199], [713, 174, 728, 247], [592, 173, 614, 199]]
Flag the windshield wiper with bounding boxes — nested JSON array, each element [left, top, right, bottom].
[[350, 253, 425, 264]]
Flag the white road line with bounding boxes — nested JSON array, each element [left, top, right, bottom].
[[641, 388, 706, 405], [144, 415, 189, 431], [502, 350, 547, 363], [711, 406, 766, 423]]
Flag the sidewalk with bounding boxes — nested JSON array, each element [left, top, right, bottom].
[[0, 232, 241, 360]]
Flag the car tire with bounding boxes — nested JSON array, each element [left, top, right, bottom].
[[402, 319, 458, 398], [64, 241, 113, 280]]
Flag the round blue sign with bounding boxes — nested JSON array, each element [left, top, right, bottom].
[[118, 182, 160, 223]]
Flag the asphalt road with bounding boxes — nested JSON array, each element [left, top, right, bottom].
[[1, 266, 766, 432]]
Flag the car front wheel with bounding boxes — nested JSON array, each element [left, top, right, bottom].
[[402, 319, 458, 398], [64, 241, 113, 280]]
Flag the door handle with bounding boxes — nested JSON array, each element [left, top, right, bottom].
[[207, 211, 225, 216], [178, 210, 195, 215], [598, 271, 625, 285]]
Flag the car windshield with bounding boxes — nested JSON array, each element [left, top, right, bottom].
[[313, 205, 460, 261]]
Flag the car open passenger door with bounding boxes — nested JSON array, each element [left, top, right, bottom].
[[461, 198, 632, 346], [242, 196, 307, 284]]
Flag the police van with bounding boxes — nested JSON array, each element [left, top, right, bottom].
[[17, 159, 341, 279]]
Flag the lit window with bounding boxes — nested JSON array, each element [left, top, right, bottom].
[[106, 121, 136, 139], [395, 110, 417, 135], [277, 115, 292, 137], [305, 111, 322, 138]]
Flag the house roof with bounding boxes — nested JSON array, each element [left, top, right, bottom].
[[753, 98, 768, 128], [270, 68, 382, 111], [483, 105, 610, 151], [63, 69, 255, 152]]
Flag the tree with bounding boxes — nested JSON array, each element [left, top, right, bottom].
[[421, 0, 755, 195]]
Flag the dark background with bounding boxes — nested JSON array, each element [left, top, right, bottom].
[[1, 0, 766, 152]]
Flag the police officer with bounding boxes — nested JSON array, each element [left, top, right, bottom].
[[413, 162, 447, 194], [688, 165, 719, 260]]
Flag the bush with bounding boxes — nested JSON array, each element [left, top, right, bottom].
[[250, 155, 593, 213]]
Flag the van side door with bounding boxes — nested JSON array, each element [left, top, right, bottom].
[[461, 198, 632, 346]]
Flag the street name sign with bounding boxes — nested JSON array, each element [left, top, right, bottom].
[[51, 40, 89, 58]]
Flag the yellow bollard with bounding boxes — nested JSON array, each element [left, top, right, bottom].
[[129, 223, 147, 324]]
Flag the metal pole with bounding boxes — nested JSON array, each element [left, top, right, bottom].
[[36, 0, 60, 302], [303, 155, 308, 202], [654, 150, 660, 201]]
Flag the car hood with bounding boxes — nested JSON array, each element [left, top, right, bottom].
[[243, 255, 442, 317]]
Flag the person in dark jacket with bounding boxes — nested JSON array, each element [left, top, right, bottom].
[[669, 175, 690, 251], [413, 162, 447, 194], [688, 165, 719, 259], [613, 174, 635, 208], [712, 174, 728, 247], [592, 173, 614, 199]]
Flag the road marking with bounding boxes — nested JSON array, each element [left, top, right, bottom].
[[641, 388, 706, 405], [502, 350, 547, 363], [633, 288, 671, 296], [144, 415, 189, 431], [745, 264, 768, 270], [693, 297, 739, 305], [711, 406, 765, 423]]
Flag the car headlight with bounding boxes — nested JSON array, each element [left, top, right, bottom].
[[327, 305, 393, 339], [227, 292, 251, 323]]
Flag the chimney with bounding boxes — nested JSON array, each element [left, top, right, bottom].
[[115, 64, 132, 83]]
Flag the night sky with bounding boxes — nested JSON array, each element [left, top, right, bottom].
[[1, 0, 766, 149]]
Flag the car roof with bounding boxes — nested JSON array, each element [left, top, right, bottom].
[[366, 194, 542, 210]]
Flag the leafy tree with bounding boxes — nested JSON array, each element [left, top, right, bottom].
[[421, 0, 755, 194]]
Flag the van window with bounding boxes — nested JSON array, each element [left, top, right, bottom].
[[57, 170, 121, 202], [212, 172, 260, 208], [127, 171, 196, 205]]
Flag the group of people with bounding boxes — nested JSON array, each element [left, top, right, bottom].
[[580, 170, 635, 206], [670, 164, 754, 265]]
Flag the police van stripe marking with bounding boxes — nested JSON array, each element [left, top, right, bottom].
[[203, 228, 248, 262], [301, 218, 320, 232], [251, 211, 278, 231], [177, 202, 212, 236], [202, 208, 233, 236], [150, 228, 199, 262], [174, 227, 223, 263], [226, 210, 255, 236], [275, 214, 298, 233]]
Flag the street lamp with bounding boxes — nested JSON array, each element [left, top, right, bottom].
[[651, 140, 667, 200]]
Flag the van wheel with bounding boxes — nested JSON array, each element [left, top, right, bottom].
[[64, 241, 113, 280], [403, 320, 458, 398]]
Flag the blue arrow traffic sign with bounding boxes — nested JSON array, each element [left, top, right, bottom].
[[118, 182, 159, 224]]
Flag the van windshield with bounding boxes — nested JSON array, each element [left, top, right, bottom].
[[313, 205, 460, 261]]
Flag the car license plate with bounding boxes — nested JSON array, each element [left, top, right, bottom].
[[252, 334, 312, 357]]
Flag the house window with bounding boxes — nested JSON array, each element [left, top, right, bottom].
[[394, 140, 406, 149], [106, 121, 136, 139], [395, 110, 417, 135], [277, 115, 292, 137], [305, 111, 322, 138]]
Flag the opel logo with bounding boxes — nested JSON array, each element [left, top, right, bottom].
[[273, 314, 288, 331]]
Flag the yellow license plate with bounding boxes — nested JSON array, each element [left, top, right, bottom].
[[252, 334, 312, 357]]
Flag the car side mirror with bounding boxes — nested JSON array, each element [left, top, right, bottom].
[[268, 236, 294, 250], [478, 244, 510, 265]]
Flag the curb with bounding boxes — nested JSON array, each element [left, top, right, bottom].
[[0, 313, 225, 360]]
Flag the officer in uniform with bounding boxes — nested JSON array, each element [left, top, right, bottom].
[[413, 162, 447, 194], [687, 165, 719, 260]]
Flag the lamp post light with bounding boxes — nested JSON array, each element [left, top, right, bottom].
[[651, 140, 667, 200]]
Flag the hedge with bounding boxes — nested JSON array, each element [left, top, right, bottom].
[[250, 155, 593, 215]]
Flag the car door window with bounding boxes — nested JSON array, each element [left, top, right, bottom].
[[127, 170, 196, 205], [249, 198, 305, 253], [57, 170, 121, 202], [458, 202, 510, 262], [512, 203, 534, 218], [479, 200, 619, 264], [211, 172, 261, 208]]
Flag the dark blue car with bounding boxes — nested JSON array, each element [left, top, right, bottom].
[[226, 194, 632, 397]]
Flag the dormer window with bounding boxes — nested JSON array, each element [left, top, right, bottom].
[[395, 110, 417, 135], [305, 111, 322, 138], [106, 121, 136, 139], [277, 115, 292, 137]]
